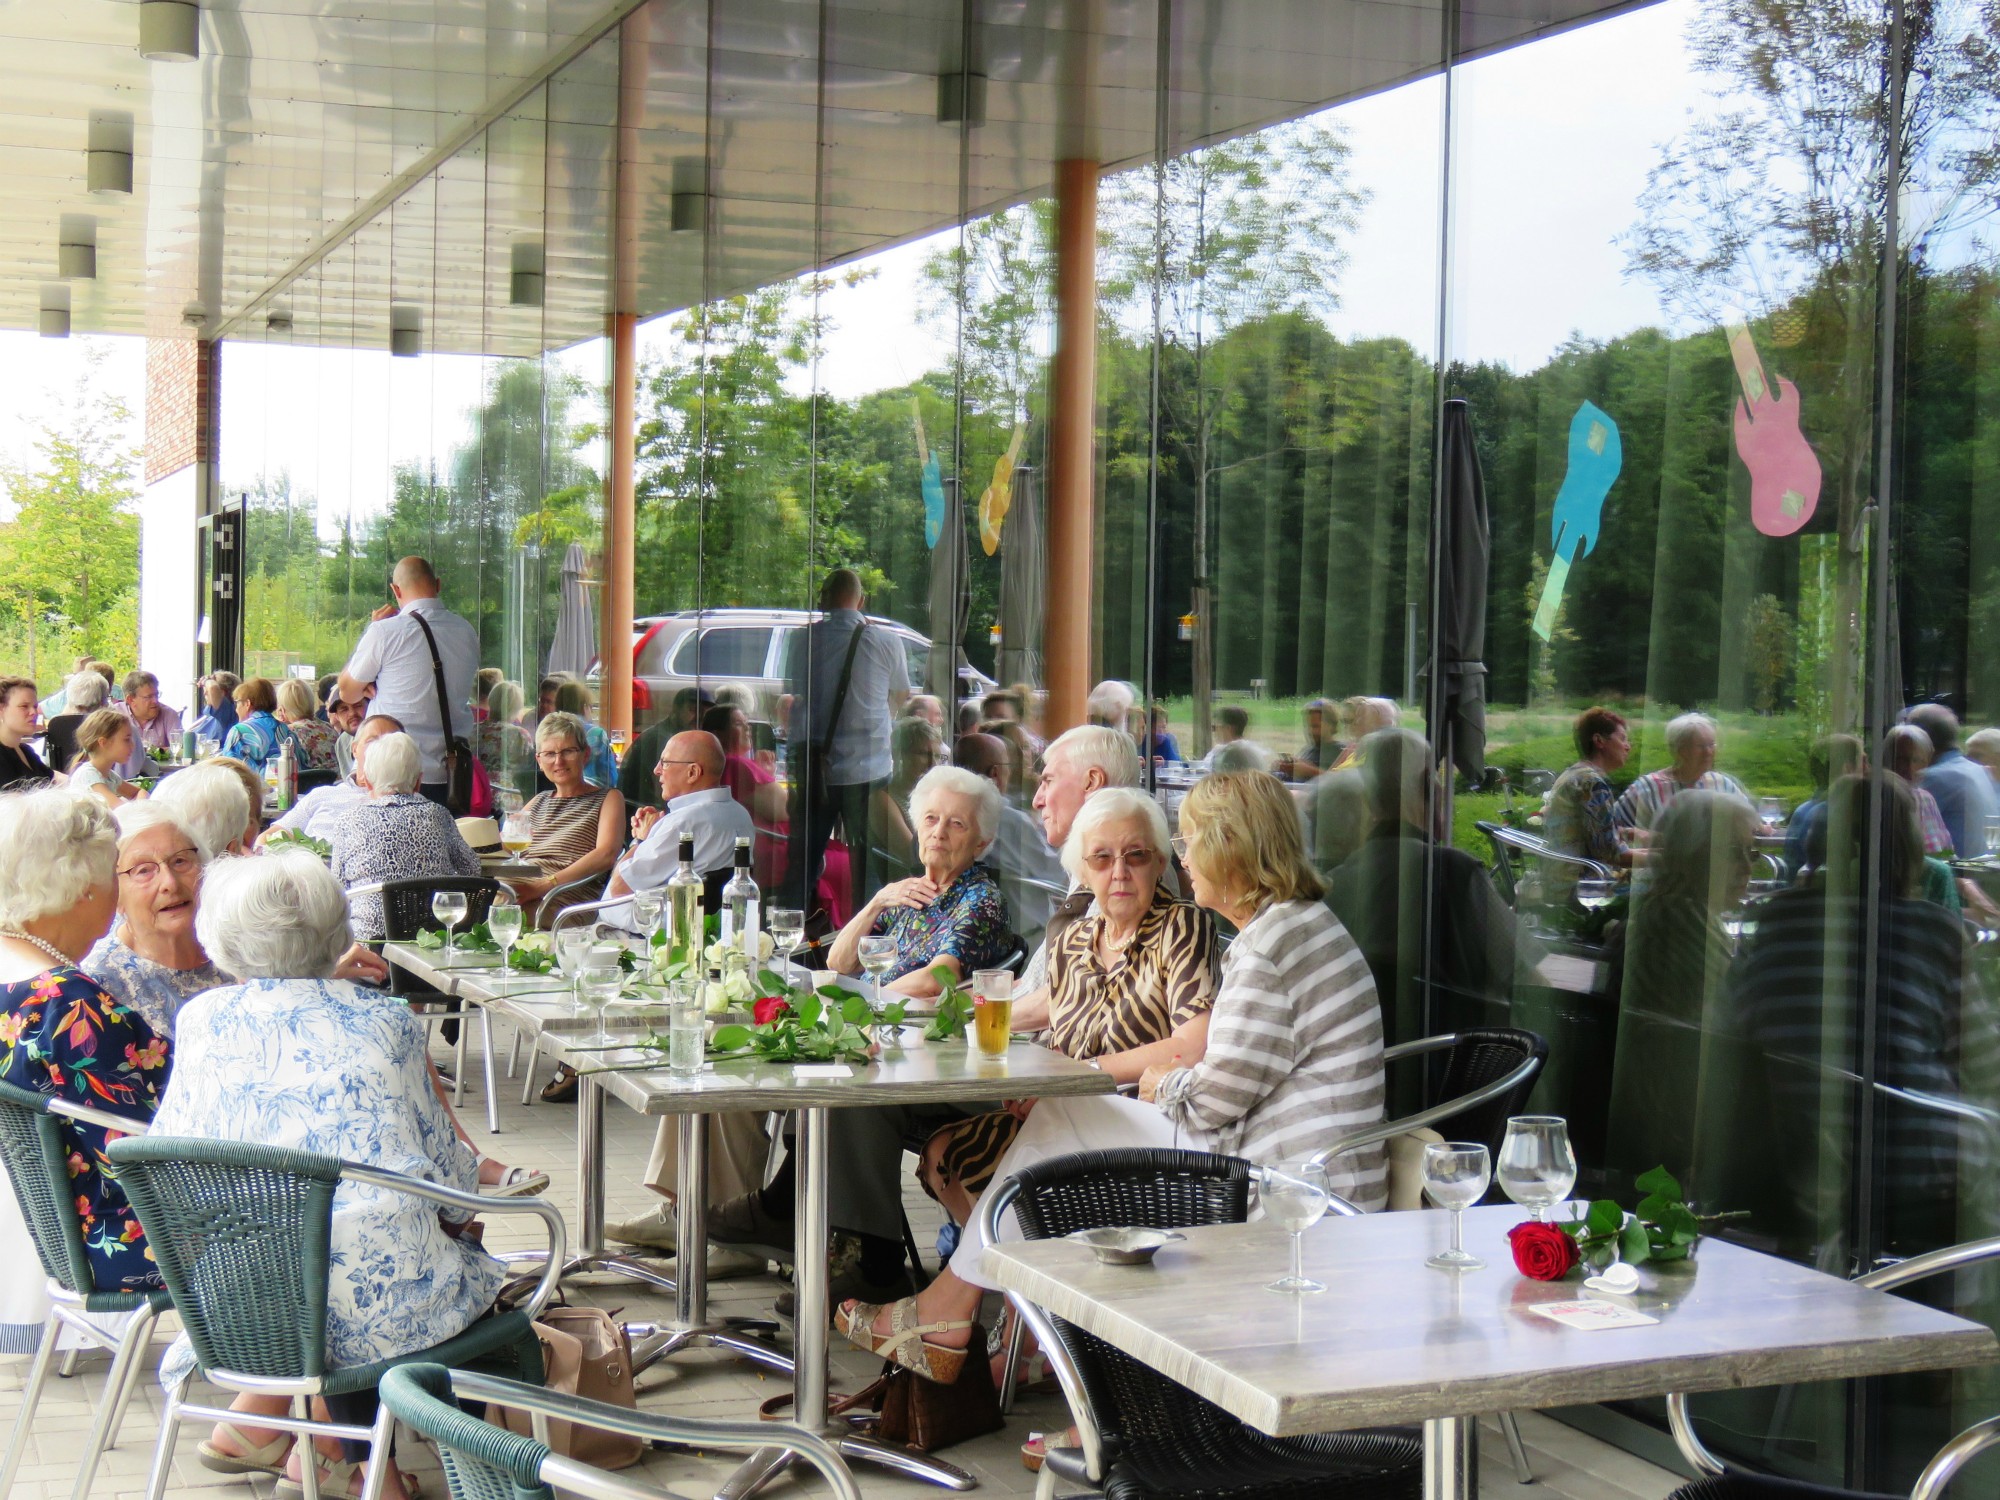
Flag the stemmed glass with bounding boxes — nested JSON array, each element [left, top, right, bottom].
[[1421, 1142, 1491, 1272], [556, 926, 595, 1014], [630, 890, 666, 960], [769, 907, 805, 973], [1495, 1116, 1578, 1223], [857, 935, 898, 1013], [1985, 815, 2000, 863], [1758, 795, 1783, 828], [1259, 1159, 1331, 1294], [1574, 879, 1614, 912], [578, 962, 623, 1047], [432, 891, 469, 957], [501, 810, 533, 860], [487, 900, 523, 976]]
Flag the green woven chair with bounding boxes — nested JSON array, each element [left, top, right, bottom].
[[377, 1363, 864, 1500], [107, 1135, 565, 1500], [0, 1079, 172, 1500]]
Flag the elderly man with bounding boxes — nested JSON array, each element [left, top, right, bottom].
[[955, 730, 1066, 935], [260, 714, 405, 846], [1908, 703, 1997, 859], [603, 730, 753, 923], [338, 556, 478, 808], [112, 671, 184, 779], [1611, 711, 1750, 833]]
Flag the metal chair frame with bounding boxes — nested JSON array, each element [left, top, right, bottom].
[[1476, 820, 1615, 907], [1665, 1235, 2000, 1500], [1306, 1030, 1547, 1174], [108, 1141, 565, 1500], [0, 1090, 168, 1500], [379, 1362, 863, 1500]]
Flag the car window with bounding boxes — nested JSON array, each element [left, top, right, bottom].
[[901, 636, 930, 687], [635, 626, 676, 677], [667, 626, 775, 680]]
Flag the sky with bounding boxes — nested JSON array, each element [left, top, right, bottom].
[[0, 0, 1707, 514]]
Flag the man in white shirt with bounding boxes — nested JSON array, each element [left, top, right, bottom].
[[259, 713, 402, 845], [953, 731, 1066, 936], [337, 556, 479, 805], [602, 730, 753, 929]]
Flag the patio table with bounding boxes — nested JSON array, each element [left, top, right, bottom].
[[983, 1204, 1998, 1500]]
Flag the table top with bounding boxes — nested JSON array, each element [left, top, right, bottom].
[[982, 1206, 1997, 1437]]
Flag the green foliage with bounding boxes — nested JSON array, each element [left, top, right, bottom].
[[1561, 1165, 1731, 1267], [922, 967, 977, 1042]]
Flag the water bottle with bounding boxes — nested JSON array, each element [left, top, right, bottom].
[[720, 836, 759, 973]]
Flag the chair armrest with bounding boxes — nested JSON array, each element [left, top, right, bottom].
[[530, 872, 606, 927], [1913, 1415, 2000, 1500], [345, 881, 387, 901], [48, 1098, 151, 1136], [548, 895, 635, 933], [1663, 1392, 1728, 1477], [1305, 1046, 1540, 1173], [441, 1369, 863, 1500], [1856, 1234, 2000, 1293], [340, 1162, 566, 1321]]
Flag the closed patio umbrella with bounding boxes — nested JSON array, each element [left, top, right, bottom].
[[997, 465, 1044, 689], [928, 476, 970, 701], [546, 542, 596, 678], [1428, 398, 1490, 784]]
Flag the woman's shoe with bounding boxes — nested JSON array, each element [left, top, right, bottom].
[[477, 1158, 551, 1197], [1021, 1428, 1080, 1473], [539, 1065, 578, 1103], [274, 1457, 423, 1500], [834, 1296, 972, 1384], [196, 1423, 294, 1477]]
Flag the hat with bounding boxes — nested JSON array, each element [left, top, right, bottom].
[[456, 816, 501, 854]]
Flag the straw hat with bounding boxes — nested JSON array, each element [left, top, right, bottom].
[[456, 816, 501, 854]]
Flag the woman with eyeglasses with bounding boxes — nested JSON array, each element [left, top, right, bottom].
[[79, 804, 225, 1038], [502, 710, 626, 920]]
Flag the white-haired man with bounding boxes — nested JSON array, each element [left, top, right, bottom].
[[260, 713, 405, 846], [1610, 712, 1749, 834]]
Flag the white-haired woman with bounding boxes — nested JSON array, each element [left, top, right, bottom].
[[150, 853, 504, 1500], [154, 759, 258, 858], [329, 731, 479, 941], [503, 710, 625, 915], [0, 791, 168, 1295], [42, 669, 111, 775], [827, 764, 1012, 997], [1612, 711, 1750, 833], [80, 803, 222, 1038]]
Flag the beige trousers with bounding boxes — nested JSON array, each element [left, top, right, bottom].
[[642, 1110, 773, 1203]]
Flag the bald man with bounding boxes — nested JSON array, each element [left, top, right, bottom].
[[337, 555, 479, 806], [604, 729, 755, 923]]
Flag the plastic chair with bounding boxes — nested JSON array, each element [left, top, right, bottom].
[[297, 767, 342, 794], [378, 1361, 863, 1500], [1664, 1235, 2000, 1500], [107, 1134, 564, 1500], [984, 1147, 1424, 1500], [0, 1082, 172, 1500]]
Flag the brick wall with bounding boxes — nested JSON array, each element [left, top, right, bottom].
[[144, 338, 215, 487]]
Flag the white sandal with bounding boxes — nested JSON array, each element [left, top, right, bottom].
[[477, 1157, 550, 1197]]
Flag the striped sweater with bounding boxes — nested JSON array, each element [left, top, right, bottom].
[[1154, 899, 1388, 1210]]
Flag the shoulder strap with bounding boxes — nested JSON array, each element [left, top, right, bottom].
[[817, 618, 869, 761], [407, 611, 456, 744]]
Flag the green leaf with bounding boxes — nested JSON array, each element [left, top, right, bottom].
[[1633, 1165, 1682, 1200], [1619, 1219, 1652, 1265], [796, 995, 822, 1029], [878, 1000, 908, 1025], [841, 994, 873, 1026], [1585, 1199, 1625, 1237], [816, 984, 851, 1001], [709, 1024, 753, 1052], [756, 969, 789, 994]]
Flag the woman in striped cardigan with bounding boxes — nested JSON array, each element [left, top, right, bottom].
[[835, 769, 1388, 1383]]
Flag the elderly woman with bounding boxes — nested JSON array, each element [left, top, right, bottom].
[[155, 758, 261, 858], [42, 669, 111, 774], [1612, 711, 1750, 833], [150, 853, 506, 1500], [828, 763, 1012, 997], [67, 708, 147, 806], [504, 710, 625, 915], [1882, 723, 1955, 856], [0, 791, 168, 1294], [276, 676, 340, 772], [1546, 706, 1631, 869], [189, 671, 241, 741], [330, 732, 480, 941], [838, 771, 1387, 1382], [221, 676, 296, 774], [79, 804, 222, 1038], [551, 679, 618, 789]]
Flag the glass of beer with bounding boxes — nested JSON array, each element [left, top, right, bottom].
[[971, 968, 1014, 1057]]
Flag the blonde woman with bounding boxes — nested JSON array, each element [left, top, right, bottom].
[[275, 676, 341, 772], [68, 708, 146, 806]]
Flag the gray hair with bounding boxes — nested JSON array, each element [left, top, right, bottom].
[[1086, 679, 1136, 727], [1209, 739, 1271, 775], [111, 800, 206, 861], [1964, 727, 2000, 772], [0, 789, 118, 928], [65, 671, 110, 712], [195, 851, 352, 979], [1045, 725, 1141, 791], [1060, 786, 1172, 884], [153, 763, 255, 859], [1664, 712, 1718, 756], [534, 710, 590, 754], [364, 731, 423, 795], [908, 764, 1003, 846]]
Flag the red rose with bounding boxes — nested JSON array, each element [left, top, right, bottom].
[[752, 996, 792, 1027], [1508, 1220, 1579, 1281]]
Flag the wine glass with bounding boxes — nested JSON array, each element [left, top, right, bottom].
[[501, 811, 533, 860], [1984, 815, 2000, 863], [857, 935, 898, 1012], [630, 890, 666, 952], [432, 890, 469, 956], [578, 963, 623, 1046], [1496, 1116, 1578, 1223], [1421, 1142, 1491, 1272], [487, 900, 523, 975], [556, 926, 595, 1013], [1574, 878, 1614, 912], [1259, 1159, 1331, 1294], [1758, 795, 1783, 828], [769, 907, 805, 972]]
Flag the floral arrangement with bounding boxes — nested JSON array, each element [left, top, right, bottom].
[[1508, 1167, 1737, 1281], [682, 962, 975, 1064], [263, 829, 332, 860]]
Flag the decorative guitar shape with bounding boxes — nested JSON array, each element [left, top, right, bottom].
[[1726, 318, 1821, 537], [913, 399, 946, 549], [978, 422, 1027, 556], [1531, 401, 1622, 643]]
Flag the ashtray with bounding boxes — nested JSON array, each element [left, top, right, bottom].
[[1067, 1227, 1185, 1265]]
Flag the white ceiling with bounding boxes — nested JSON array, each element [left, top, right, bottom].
[[0, 0, 1644, 353]]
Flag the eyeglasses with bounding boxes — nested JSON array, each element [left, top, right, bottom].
[[659, 758, 704, 769], [117, 849, 202, 883], [1082, 848, 1159, 872], [1171, 835, 1189, 859], [537, 746, 585, 759]]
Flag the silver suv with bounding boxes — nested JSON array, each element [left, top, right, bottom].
[[606, 608, 996, 732]]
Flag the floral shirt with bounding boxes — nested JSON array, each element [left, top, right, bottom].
[[80, 934, 225, 1040], [284, 716, 342, 773], [0, 964, 170, 1291], [870, 862, 1012, 981], [330, 793, 481, 940], [1545, 760, 1619, 867]]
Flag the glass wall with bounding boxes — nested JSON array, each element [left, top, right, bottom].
[[215, 0, 2000, 1488]]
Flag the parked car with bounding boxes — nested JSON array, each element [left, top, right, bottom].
[[596, 608, 996, 734]]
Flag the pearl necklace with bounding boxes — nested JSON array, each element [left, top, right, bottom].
[[0, 929, 72, 967]]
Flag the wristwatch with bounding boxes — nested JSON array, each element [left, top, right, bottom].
[[1085, 1058, 1102, 1070]]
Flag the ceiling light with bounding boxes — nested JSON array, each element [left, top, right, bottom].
[[39, 286, 70, 339], [391, 304, 421, 357], [509, 240, 544, 307], [87, 113, 134, 195], [138, 0, 200, 61], [181, 305, 207, 330], [265, 310, 293, 337], [938, 71, 988, 127], [58, 217, 96, 280], [670, 192, 708, 234]]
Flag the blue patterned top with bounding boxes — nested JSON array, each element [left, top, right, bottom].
[[330, 793, 482, 940], [151, 977, 504, 1370], [80, 934, 224, 1040], [221, 710, 299, 774], [870, 862, 1012, 981]]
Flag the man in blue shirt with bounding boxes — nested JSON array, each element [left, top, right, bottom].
[[1908, 704, 1996, 859]]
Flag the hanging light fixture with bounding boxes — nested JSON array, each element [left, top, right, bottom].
[[509, 240, 544, 306], [58, 216, 96, 280], [390, 304, 421, 357], [86, 113, 134, 195], [937, 70, 988, 127], [265, 309, 293, 338], [39, 285, 70, 339], [138, 0, 199, 61]]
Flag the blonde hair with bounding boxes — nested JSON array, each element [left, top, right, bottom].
[[275, 677, 318, 720], [74, 707, 131, 767], [1179, 770, 1323, 909]]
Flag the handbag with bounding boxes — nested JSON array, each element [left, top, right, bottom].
[[489, 1304, 647, 1469], [757, 1320, 1003, 1453], [407, 611, 487, 816]]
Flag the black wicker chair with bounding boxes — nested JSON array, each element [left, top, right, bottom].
[[986, 1148, 1423, 1500], [374, 874, 501, 1109]]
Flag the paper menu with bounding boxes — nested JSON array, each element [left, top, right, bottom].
[[1526, 1299, 1660, 1331]]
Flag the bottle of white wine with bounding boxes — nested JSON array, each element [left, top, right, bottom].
[[720, 835, 759, 975], [667, 833, 702, 971]]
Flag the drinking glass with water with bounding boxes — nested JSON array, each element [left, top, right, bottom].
[[1422, 1142, 1491, 1271], [1496, 1116, 1577, 1223], [1259, 1159, 1331, 1293]]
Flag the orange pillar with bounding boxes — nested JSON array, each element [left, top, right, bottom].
[[600, 8, 647, 736], [1044, 157, 1099, 737]]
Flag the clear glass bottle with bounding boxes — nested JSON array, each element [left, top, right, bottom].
[[720, 835, 759, 977], [666, 832, 702, 973]]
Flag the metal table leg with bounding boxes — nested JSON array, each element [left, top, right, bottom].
[[552, 1069, 678, 1289], [1424, 1415, 1478, 1500], [717, 1106, 976, 1500]]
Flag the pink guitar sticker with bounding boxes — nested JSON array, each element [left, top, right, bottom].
[[1727, 319, 1822, 537]]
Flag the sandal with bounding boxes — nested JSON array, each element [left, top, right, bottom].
[[274, 1457, 423, 1500], [197, 1422, 295, 1477], [539, 1065, 578, 1103], [1021, 1427, 1080, 1473], [834, 1296, 973, 1384], [477, 1158, 550, 1197]]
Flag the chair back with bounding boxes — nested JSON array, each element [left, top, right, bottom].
[[0, 1081, 96, 1297], [1429, 1027, 1547, 1153], [107, 1135, 340, 1382], [296, 767, 341, 794], [379, 876, 502, 943], [380, 1365, 554, 1500]]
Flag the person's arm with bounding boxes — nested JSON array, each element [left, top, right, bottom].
[[888, 953, 957, 998], [605, 814, 672, 902], [336, 622, 384, 709], [1100, 1009, 1210, 1085], [260, 786, 321, 842], [1009, 982, 1052, 1031], [520, 791, 628, 898], [827, 892, 891, 976], [1147, 945, 1297, 1133], [752, 776, 788, 823]]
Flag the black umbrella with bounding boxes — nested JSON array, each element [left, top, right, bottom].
[[1428, 398, 1490, 784]]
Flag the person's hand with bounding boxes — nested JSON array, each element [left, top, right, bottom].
[[1137, 1056, 1181, 1103], [755, 749, 778, 774], [630, 806, 662, 839], [370, 601, 399, 622], [874, 876, 941, 911], [332, 943, 391, 986], [508, 876, 550, 904], [1003, 1097, 1038, 1123]]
